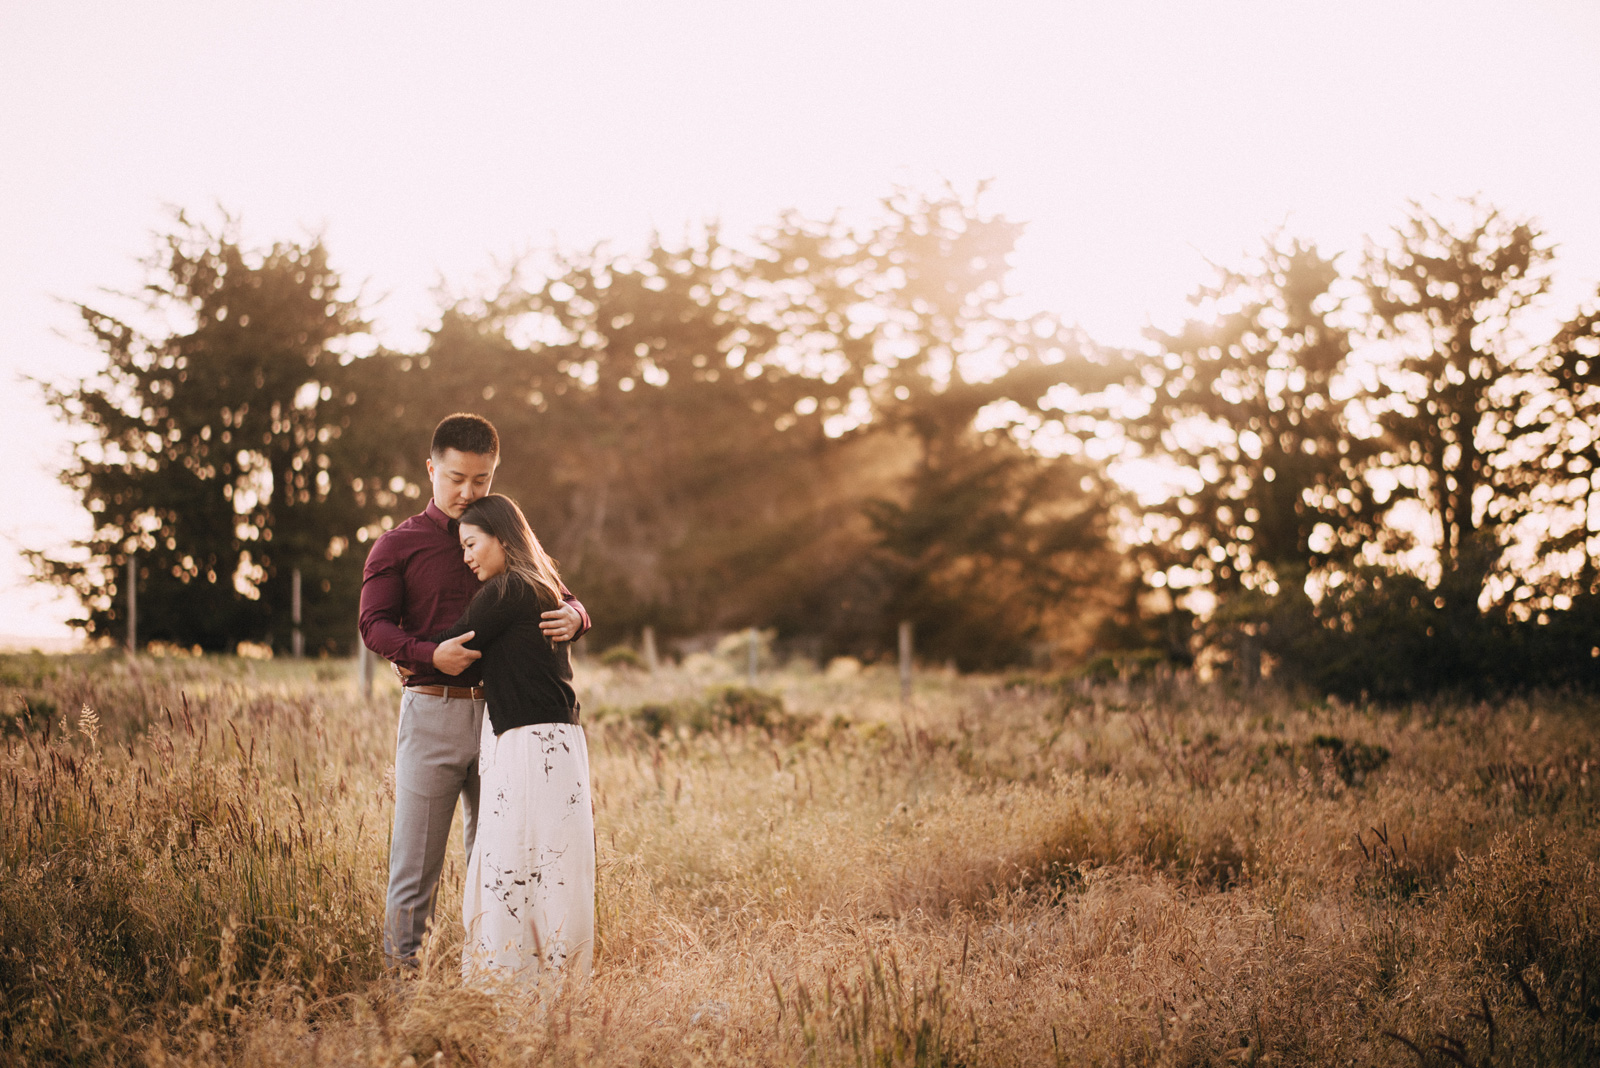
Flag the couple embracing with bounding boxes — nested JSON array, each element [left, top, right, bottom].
[[358, 413, 595, 984]]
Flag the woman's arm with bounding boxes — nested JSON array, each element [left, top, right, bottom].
[[429, 580, 530, 650]]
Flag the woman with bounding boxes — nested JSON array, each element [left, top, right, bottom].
[[431, 493, 594, 983]]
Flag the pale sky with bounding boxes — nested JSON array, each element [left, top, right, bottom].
[[3, 0, 1599, 641]]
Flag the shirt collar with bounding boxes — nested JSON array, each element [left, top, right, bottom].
[[423, 499, 457, 535]]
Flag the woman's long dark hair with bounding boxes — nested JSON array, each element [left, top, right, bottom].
[[458, 494, 565, 613]]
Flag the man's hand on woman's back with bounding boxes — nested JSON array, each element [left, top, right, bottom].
[[540, 602, 583, 643]]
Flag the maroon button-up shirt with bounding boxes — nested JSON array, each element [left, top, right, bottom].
[[358, 500, 590, 689]]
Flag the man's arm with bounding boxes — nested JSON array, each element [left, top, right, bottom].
[[358, 545, 440, 673], [540, 589, 591, 642]]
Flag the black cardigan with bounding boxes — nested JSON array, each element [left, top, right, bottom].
[[430, 576, 579, 735]]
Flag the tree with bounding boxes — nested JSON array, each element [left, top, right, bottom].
[[1129, 211, 1567, 693], [1364, 200, 1553, 616], [40, 191, 1132, 665], [1135, 236, 1375, 599], [1511, 291, 1600, 601], [862, 432, 1116, 669], [386, 224, 878, 644], [34, 214, 376, 652], [839, 189, 1127, 667], [382, 188, 1128, 664], [1231, 202, 1572, 697]]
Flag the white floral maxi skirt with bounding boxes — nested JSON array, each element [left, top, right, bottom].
[[462, 716, 595, 983]]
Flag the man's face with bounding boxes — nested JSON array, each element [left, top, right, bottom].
[[427, 448, 497, 518]]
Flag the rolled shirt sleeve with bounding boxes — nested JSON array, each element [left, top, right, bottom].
[[562, 588, 592, 638]]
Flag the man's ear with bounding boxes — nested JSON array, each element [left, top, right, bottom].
[[426, 457, 436, 479]]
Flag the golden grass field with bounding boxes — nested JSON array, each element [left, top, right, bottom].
[[1, 650, 1596, 1067]]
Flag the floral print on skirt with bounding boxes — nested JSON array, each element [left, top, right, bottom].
[[462, 716, 595, 983]]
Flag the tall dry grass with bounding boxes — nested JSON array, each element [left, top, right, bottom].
[[2, 651, 1596, 1066]]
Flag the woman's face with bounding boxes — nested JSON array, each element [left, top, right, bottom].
[[459, 522, 507, 581]]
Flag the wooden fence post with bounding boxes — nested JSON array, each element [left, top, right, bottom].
[[642, 625, 658, 672], [126, 553, 138, 655], [291, 568, 304, 659], [899, 620, 913, 704]]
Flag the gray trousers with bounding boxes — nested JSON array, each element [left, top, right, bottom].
[[384, 689, 484, 967]]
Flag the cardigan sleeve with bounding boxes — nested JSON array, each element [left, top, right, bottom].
[[430, 581, 532, 650]]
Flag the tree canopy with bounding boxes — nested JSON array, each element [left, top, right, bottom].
[[35, 193, 1600, 693], [41, 193, 1124, 666], [34, 215, 378, 652], [1136, 201, 1600, 696]]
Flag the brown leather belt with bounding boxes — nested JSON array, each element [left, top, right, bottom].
[[407, 684, 485, 700]]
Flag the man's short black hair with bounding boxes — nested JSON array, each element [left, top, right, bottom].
[[431, 413, 500, 458]]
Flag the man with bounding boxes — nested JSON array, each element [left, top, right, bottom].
[[358, 413, 590, 969]]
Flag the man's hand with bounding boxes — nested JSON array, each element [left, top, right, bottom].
[[540, 602, 582, 643], [432, 632, 481, 675]]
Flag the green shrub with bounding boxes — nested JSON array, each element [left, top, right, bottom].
[[631, 702, 677, 736], [599, 645, 646, 670], [1309, 733, 1391, 785], [1073, 649, 1166, 683], [622, 686, 815, 740]]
